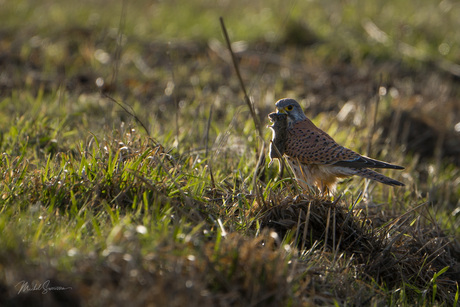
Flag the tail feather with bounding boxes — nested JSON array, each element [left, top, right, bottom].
[[333, 156, 404, 170], [353, 168, 405, 186]]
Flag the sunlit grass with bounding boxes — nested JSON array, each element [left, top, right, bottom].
[[0, 0, 459, 305]]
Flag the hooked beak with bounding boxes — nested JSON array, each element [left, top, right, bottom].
[[276, 107, 286, 114]]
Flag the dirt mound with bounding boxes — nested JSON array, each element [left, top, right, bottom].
[[259, 195, 460, 303]]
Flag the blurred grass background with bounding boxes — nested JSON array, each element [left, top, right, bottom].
[[1, 0, 459, 305], [3, 0, 460, 59]]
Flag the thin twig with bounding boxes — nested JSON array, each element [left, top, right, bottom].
[[220, 17, 266, 201], [323, 207, 331, 253], [253, 139, 266, 206], [332, 206, 336, 255], [205, 105, 216, 197], [300, 202, 311, 251], [208, 164, 216, 198], [103, 93, 150, 137], [219, 17, 264, 138], [294, 208, 303, 248], [104, 1, 148, 138], [205, 105, 213, 159]]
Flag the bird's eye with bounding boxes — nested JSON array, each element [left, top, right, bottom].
[[286, 105, 293, 111]]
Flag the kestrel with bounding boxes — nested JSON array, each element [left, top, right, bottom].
[[269, 98, 404, 194]]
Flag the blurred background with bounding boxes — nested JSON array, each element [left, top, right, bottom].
[[1, 1, 460, 305]]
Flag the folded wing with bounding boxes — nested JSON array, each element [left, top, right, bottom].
[[285, 119, 404, 170]]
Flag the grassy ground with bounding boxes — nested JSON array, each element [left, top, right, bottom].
[[1, 0, 460, 306]]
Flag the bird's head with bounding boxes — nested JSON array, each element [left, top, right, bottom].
[[275, 98, 307, 126]]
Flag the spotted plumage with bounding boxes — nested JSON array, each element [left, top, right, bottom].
[[271, 98, 405, 194]]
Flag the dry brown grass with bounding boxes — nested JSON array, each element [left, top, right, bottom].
[[258, 194, 460, 304]]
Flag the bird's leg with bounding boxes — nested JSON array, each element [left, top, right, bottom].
[[319, 183, 333, 200]]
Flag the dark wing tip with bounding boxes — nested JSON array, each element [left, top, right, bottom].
[[361, 157, 405, 170], [388, 178, 405, 186], [332, 158, 405, 171]]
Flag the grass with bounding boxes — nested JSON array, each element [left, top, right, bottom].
[[1, 0, 460, 306]]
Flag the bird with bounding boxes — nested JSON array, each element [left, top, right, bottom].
[[269, 98, 405, 195]]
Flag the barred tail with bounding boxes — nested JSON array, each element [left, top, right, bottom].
[[353, 168, 405, 186]]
